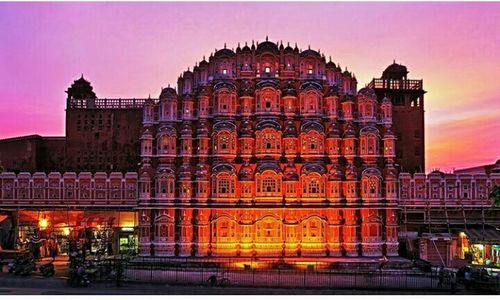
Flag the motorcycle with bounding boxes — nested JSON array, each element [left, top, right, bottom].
[[67, 265, 91, 287], [39, 260, 55, 277], [13, 258, 36, 276]]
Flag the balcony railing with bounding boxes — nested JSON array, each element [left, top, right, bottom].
[[368, 78, 423, 90], [68, 98, 158, 109]]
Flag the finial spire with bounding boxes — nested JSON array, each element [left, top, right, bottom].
[[203, 55, 205, 60], [245, 41, 248, 46], [308, 45, 311, 50], [224, 42, 226, 49], [393, 59, 396, 64], [329, 56, 332, 62], [266, 35, 268, 41]]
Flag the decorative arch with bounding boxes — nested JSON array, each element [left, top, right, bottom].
[[359, 126, 380, 156], [300, 164, 326, 198], [361, 168, 383, 199], [255, 215, 282, 243]]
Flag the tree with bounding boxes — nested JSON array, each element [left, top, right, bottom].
[[489, 185, 500, 207]]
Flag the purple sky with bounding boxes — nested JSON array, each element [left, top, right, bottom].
[[1, 2, 499, 172]]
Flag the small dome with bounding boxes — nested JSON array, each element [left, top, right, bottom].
[[382, 61, 408, 80], [214, 48, 236, 58], [358, 87, 377, 100], [159, 86, 177, 100], [241, 42, 251, 53], [343, 123, 356, 138], [181, 123, 192, 136], [197, 120, 209, 136], [325, 85, 339, 97], [345, 165, 358, 180], [195, 163, 209, 180], [300, 48, 321, 58], [256, 160, 282, 174], [239, 80, 254, 97], [238, 161, 254, 181], [239, 119, 253, 137], [256, 40, 279, 55], [301, 162, 327, 175], [282, 80, 297, 97], [326, 60, 336, 69], [385, 164, 398, 180], [284, 42, 294, 53], [66, 75, 96, 99], [383, 127, 396, 139], [327, 123, 340, 138], [283, 119, 297, 137], [284, 162, 299, 181], [328, 164, 343, 181], [179, 164, 191, 180]]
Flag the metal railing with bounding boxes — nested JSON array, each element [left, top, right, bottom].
[[116, 258, 455, 291]]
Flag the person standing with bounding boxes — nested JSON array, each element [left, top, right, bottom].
[[437, 265, 445, 288]]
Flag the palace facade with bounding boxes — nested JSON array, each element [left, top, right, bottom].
[[136, 39, 400, 257]]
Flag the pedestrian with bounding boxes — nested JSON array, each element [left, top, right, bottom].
[[464, 267, 472, 290], [378, 255, 388, 273], [437, 265, 445, 288]]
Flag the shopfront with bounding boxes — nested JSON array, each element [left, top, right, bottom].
[[460, 227, 500, 267], [12, 210, 138, 257]]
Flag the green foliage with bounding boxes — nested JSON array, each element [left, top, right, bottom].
[[489, 185, 500, 207]]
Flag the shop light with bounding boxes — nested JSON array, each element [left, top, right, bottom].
[[39, 218, 48, 230], [121, 227, 135, 232], [62, 227, 71, 236]]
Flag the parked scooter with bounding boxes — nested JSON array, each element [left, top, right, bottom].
[[67, 264, 91, 287], [13, 257, 36, 276], [39, 259, 55, 277]]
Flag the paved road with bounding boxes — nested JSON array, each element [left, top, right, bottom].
[[0, 274, 465, 295]]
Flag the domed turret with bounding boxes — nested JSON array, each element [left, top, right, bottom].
[[195, 163, 209, 180], [284, 162, 299, 181], [159, 86, 177, 100], [239, 119, 253, 137], [179, 163, 191, 180], [357, 87, 377, 100], [328, 164, 344, 181], [196, 120, 209, 136], [382, 61, 408, 80], [283, 119, 297, 137], [238, 161, 254, 181], [66, 75, 96, 99], [345, 164, 358, 180], [343, 122, 356, 138], [282, 80, 297, 97], [327, 122, 340, 138], [181, 122, 192, 136], [256, 37, 279, 55]]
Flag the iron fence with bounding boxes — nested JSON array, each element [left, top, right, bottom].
[[91, 257, 460, 292]]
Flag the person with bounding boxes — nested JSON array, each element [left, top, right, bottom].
[[378, 255, 388, 272], [437, 265, 445, 288], [464, 267, 472, 290]]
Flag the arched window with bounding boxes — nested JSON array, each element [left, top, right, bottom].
[[301, 173, 325, 198], [256, 127, 281, 156], [256, 171, 281, 196], [361, 169, 382, 199], [214, 217, 236, 243], [214, 130, 236, 155], [302, 217, 325, 242], [256, 217, 282, 243], [212, 172, 236, 198]]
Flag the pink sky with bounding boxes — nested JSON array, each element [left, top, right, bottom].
[[0, 2, 499, 172]]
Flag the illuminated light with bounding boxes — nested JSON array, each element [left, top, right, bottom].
[[38, 218, 48, 230], [121, 227, 135, 232], [97, 224, 101, 230], [62, 227, 71, 236]]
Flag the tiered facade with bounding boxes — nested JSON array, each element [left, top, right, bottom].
[[137, 39, 399, 258]]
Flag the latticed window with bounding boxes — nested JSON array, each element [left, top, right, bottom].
[[308, 179, 319, 194], [218, 178, 230, 194], [263, 177, 276, 193]]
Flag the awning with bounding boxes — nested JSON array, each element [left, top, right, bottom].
[[0, 215, 8, 223], [466, 228, 500, 243], [80, 217, 115, 228]]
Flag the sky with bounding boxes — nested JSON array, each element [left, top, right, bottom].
[[0, 2, 499, 173]]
